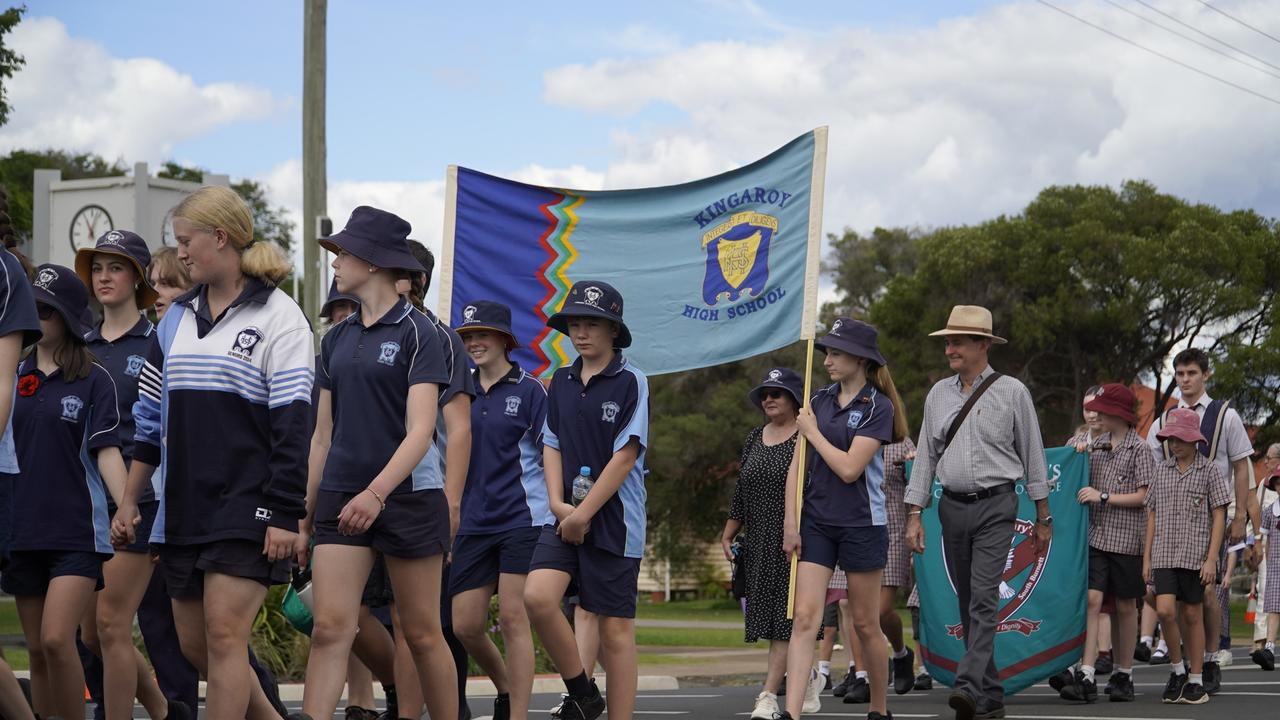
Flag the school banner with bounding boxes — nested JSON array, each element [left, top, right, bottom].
[[913, 446, 1088, 696], [439, 129, 827, 376]]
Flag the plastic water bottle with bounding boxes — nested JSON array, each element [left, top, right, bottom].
[[571, 466, 593, 506]]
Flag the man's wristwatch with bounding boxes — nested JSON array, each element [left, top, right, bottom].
[[1099, 492, 1110, 506], [1037, 515, 1053, 526]]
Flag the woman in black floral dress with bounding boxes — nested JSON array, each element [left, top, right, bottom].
[[722, 367, 803, 720]]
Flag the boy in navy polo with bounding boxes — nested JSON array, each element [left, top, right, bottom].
[[523, 280, 648, 720], [451, 300, 549, 720]]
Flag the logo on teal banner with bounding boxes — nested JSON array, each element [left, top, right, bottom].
[[912, 446, 1088, 696], [701, 210, 776, 306]]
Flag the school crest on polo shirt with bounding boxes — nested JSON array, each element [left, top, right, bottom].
[[601, 401, 620, 423], [60, 395, 84, 422], [504, 395, 522, 417], [846, 409, 864, 428], [378, 341, 401, 366], [125, 354, 145, 378], [942, 517, 1049, 639], [229, 327, 264, 361]]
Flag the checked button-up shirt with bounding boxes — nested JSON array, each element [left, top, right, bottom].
[[1086, 428, 1156, 556], [1144, 453, 1231, 570]]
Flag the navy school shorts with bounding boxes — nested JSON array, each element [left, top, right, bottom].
[[0, 549, 109, 595], [799, 519, 888, 573], [449, 526, 541, 596], [1087, 547, 1145, 599], [528, 525, 641, 618], [1153, 567, 1206, 604], [314, 488, 449, 559], [156, 539, 291, 599]]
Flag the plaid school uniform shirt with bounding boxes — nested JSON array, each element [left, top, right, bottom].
[[1144, 453, 1231, 570], [1087, 428, 1156, 556]]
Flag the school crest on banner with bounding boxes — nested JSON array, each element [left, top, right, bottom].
[[701, 211, 776, 305], [912, 446, 1088, 696]]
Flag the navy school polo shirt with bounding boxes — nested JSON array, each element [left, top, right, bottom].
[[85, 316, 158, 504], [0, 249, 41, 474], [543, 354, 649, 559], [412, 309, 477, 491], [459, 363, 551, 534], [318, 298, 449, 495], [804, 382, 894, 528], [11, 356, 121, 554]]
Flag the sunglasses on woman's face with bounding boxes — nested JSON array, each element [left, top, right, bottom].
[[761, 389, 787, 400], [37, 305, 56, 320]]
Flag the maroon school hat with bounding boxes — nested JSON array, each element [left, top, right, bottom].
[[1083, 383, 1136, 425]]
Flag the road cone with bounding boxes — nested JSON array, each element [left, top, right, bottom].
[[1245, 591, 1256, 625]]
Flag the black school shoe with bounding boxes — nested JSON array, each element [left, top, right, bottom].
[[833, 671, 856, 697], [867, 712, 894, 720], [1176, 681, 1209, 704], [344, 706, 379, 720], [1094, 651, 1113, 675], [772, 713, 794, 720], [975, 703, 1006, 720], [913, 672, 933, 690], [1133, 640, 1152, 663], [1058, 671, 1097, 703], [1161, 672, 1187, 703], [557, 681, 606, 720], [1048, 668, 1073, 691], [1106, 671, 1134, 701], [1203, 660, 1221, 695], [843, 676, 871, 703], [492, 692, 511, 720], [948, 691, 977, 720], [1252, 647, 1276, 671], [893, 647, 916, 694]]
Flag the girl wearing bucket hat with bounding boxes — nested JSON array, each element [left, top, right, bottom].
[[3, 264, 130, 720], [779, 318, 909, 720], [450, 299, 548, 720], [721, 367, 802, 719], [75, 230, 193, 720], [524, 279, 647, 720], [111, 186, 313, 719], [1251, 468, 1280, 672], [298, 207, 460, 720]]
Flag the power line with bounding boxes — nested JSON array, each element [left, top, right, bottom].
[[1035, 0, 1280, 107], [1104, 0, 1280, 81], [1131, 0, 1280, 75], [1196, 0, 1280, 48]]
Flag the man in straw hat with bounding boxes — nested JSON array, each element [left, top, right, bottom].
[[904, 305, 1051, 720]]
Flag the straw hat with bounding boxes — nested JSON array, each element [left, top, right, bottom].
[[928, 305, 1007, 344]]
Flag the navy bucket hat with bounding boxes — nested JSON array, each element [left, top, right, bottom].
[[748, 367, 804, 410], [547, 280, 632, 349], [816, 317, 887, 367], [32, 264, 92, 339], [319, 279, 360, 320], [457, 300, 519, 348], [74, 230, 159, 309], [320, 207, 425, 273]]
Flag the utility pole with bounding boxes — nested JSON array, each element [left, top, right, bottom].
[[302, 0, 327, 329]]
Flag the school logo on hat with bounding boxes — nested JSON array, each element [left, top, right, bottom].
[[831, 319, 843, 334], [125, 354, 145, 378], [230, 327, 264, 361], [701, 211, 777, 306], [943, 517, 1048, 640], [60, 395, 84, 422], [462, 305, 477, 322], [582, 286, 604, 308], [35, 267, 58, 291], [378, 341, 401, 366], [504, 395, 522, 417], [102, 230, 125, 247], [601, 401, 620, 423], [768, 368, 782, 381]]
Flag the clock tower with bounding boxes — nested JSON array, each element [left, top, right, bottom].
[[31, 162, 229, 267]]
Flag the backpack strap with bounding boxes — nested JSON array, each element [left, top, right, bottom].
[[1200, 399, 1229, 462], [943, 373, 1003, 454]]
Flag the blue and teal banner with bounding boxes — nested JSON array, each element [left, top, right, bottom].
[[913, 447, 1088, 696], [440, 129, 827, 376]]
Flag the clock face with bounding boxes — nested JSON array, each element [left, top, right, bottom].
[[161, 207, 177, 246], [69, 204, 113, 253]]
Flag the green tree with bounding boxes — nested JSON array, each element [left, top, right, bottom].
[[0, 5, 25, 127], [0, 149, 126, 248]]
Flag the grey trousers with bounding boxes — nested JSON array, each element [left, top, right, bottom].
[[939, 491, 1018, 707]]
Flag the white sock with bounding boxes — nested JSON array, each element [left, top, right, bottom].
[[1267, 642, 1276, 651], [1189, 673, 1203, 685], [1117, 666, 1132, 676], [1204, 651, 1215, 663], [1173, 660, 1187, 675], [848, 661, 857, 671], [1081, 665, 1096, 682], [1157, 639, 1169, 652], [1141, 635, 1153, 646], [855, 670, 868, 680], [818, 661, 830, 676], [893, 647, 909, 659]]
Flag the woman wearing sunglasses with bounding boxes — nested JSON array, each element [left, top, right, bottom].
[[721, 367, 804, 720]]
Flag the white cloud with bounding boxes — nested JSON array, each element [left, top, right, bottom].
[[0, 16, 280, 163]]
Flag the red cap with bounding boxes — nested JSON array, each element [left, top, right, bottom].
[[1156, 407, 1206, 445], [1083, 383, 1137, 425]]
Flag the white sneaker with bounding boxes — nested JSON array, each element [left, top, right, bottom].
[[750, 691, 779, 719], [803, 668, 822, 714], [1216, 648, 1234, 667]]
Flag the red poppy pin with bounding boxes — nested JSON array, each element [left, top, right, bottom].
[[17, 374, 39, 397]]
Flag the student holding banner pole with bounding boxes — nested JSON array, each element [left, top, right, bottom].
[[778, 318, 905, 720]]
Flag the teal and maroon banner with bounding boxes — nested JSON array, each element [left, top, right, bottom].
[[913, 446, 1088, 695]]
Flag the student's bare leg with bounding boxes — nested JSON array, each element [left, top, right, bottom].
[[347, 653, 376, 709], [1155, 594, 1182, 666], [849, 570, 888, 716], [1097, 612, 1112, 653], [301, 545, 376, 718], [452, 583, 508, 695], [201, 573, 278, 720], [524, 569, 585, 681], [15, 595, 54, 716], [1203, 590, 1221, 660], [1082, 589, 1103, 669], [599, 615, 637, 720], [879, 586, 904, 652], [98, 551, 168, 719], [574, 605, 600, 674], [389, 604, 424, 719], [764, 640, 789, 694], [351, 605, 397, 685], [842, 598, 864, 670], [1267, 613, 1278, 644], [0, 659, 33, 720], [783, 562, 833, 717], [497, 573, 535, 719], [1180, 601, 1205, 675], [1113, 597, 1138, 672], [385, 554, 458, 720], [39, 576, 98, 720]]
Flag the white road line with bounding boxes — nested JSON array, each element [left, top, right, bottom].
[[1006, 716, 1198, 720]]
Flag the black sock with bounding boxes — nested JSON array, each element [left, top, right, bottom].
[[565, 671, 593, 696], [383, 684, 397, 712]]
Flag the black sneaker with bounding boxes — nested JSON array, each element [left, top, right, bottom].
[[893, 648, 915, 695], [1176, 681, 1208, 704], [1149, 646, 1170, 665], [822, 672, 832, 690], [557, 681, 606, 720], [1161, 672, 1187, 703], [1095, 652, 1113, 676], [1134, 640, 1152, 663], [1048, 668, 1073, 691], [867, 712, 894, 720], [1107, 672, 1134, 702], [843, 676, 870, 704], [772, 712, 794, 720], [913, 672, 932, 690], [492, 693, 511, 720], [1058, 671, 1096, 703], [1252, 647, 1276, 671], [344, 707, 379, 720], [833, 672, 856, 697], [1203, 660, 1221, 695]]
